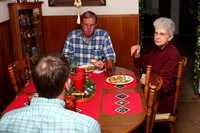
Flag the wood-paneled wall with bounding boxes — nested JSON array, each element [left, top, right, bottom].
[[0, 20, 15, 114], [42, 14, 139, 73]]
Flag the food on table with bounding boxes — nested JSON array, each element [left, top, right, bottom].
[[109, 77, 117, 84], [85, 65, 95, 72], [108, 75, 132, 84], [90, 59, 96, 63], [116, 75, 123, 82], [79, 64, 96, 72]]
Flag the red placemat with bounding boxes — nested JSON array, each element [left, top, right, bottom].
[[5, 72, 104, 121], [102, 92, 143, 115], [5, 94, 32, 113], [76, 72, 104, 120], [23, 81, 37, 93], [104, 74, 137, 90]]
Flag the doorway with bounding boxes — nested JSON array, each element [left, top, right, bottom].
[[179, 0, 198, 35]]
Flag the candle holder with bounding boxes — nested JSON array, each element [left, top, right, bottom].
[[67, 78, 96, 102]]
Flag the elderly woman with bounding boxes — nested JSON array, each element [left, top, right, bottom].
[[131, 17, 182, 113]]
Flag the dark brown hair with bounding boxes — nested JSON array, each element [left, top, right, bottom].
[[32, 53, 71, 98]]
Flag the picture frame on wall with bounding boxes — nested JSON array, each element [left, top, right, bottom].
[[17, 0, 25, 3], [49, 0, 106, 7]]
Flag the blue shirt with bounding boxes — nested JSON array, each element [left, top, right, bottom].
[[62, 29, 116, 65], [0, 98, 101, 133]]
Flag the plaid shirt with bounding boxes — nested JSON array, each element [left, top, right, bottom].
[[62, 29, 116, 65], [0, 98, 101, 133]]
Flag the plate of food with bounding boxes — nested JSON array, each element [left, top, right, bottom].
[[106, 75, 134, 85], [78, 65, 96, 72]]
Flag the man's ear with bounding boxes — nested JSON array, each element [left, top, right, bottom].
[[64, 78, 71, 92]]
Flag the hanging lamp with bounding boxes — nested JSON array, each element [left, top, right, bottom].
[[74, 0, 82, 24]]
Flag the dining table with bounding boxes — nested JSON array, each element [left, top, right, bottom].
[[0, 66, 147, 133]]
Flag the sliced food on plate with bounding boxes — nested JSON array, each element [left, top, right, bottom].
[[79, 65, 96, 72], [107, 75, 134, 85]]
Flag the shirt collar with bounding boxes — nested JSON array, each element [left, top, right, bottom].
[[30, 97, 65, 108], [159, 41, 172, 51]]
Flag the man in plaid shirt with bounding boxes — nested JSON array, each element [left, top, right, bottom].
[[62, 11, 116, 70]]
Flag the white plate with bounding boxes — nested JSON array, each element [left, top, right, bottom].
[[106, 75, 134, 85], [78, 65, 96, 72]]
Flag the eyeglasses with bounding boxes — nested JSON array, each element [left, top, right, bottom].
[[154, 32, 169, 37], [83, 23, 96, 28]]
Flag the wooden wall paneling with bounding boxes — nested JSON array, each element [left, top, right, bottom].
[[42, 16, 81, 54], [99, 15, 127, 66], [0, 21, 15, 114], [98, 15, 139, 73], [126, 15, 140, 74]]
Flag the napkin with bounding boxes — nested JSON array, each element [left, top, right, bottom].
[[93, 69, 105, 74]]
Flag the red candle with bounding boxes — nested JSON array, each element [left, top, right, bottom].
[[74, 75, 84, 92], [77, 67, 86, 73], [76, 71, 85, 84]]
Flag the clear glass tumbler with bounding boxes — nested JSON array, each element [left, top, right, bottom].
[[105, 59, 114, 76], [69, 56, 78, 75]]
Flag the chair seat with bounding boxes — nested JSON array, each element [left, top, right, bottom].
[[155, 113, 171, 120]]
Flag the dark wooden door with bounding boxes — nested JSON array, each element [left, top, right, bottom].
[[179, 0, 198, 34], [159, 0, 171, 17]]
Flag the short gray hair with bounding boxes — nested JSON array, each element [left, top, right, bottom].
[[153, 17, 175, 36], [81, 11, 97, 24]]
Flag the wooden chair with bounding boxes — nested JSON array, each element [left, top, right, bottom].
[[134, 65, 163, 133], [154, 56, 187, 133], [8, 53, 32, 94], [143, 65, 163, 133]]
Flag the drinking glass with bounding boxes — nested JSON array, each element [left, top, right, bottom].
[[105, 59, 114, 76], [65, 96, 76, 112], [69, 56, 77, 75]]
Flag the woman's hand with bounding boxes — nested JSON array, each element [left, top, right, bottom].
[[131, 45, 141, 58], [140, 78, 145, 85]]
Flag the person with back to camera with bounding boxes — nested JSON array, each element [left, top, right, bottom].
[[131, 17, 182, 113], [62, 11, 116, 70], [0, 53, 101, 133]]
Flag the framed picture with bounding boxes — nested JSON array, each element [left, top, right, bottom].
[[49, 0, 106, 7], [17, 0, 24, 3]]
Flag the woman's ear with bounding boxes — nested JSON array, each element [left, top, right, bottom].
[[64, 78, 71, 92], [168, 35, 174, 41]]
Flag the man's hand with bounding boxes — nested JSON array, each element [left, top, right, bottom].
[[92, 60, 104, 70], [131, 45, 141, 58]]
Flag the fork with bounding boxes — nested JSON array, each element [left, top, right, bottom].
[[120, 72, 126, 79]]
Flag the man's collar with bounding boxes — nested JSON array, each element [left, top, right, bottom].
[[78, 29, 98, 37]]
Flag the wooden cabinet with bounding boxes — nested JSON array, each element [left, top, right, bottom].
[[8, 2, 44, 61]]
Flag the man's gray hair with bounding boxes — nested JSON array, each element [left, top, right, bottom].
[[153, 17, 175, 36]]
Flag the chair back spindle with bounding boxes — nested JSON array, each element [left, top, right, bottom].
[[145, 85, 157, 133], [144, 65, 152, 102], [8, 53, 32, 94], [143, 65, 163, 133]]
